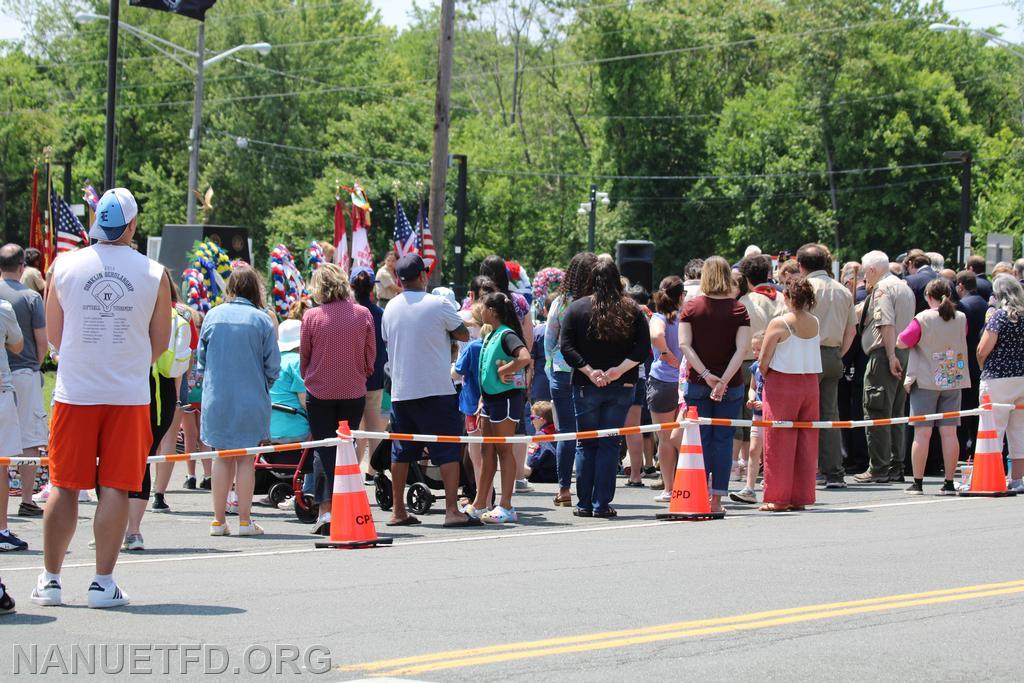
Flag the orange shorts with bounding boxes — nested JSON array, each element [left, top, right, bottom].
[[49, 402, 152, 491]]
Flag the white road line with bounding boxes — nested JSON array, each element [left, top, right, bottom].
[[0, 496, 982, 573]]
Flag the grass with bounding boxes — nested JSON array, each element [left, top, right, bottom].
[[43, 370, 55, 409]]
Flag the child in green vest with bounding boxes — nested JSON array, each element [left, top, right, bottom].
[[465, 292, 532, 524]]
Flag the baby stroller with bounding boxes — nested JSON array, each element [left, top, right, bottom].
[[259, 404, 319, 523], [369, 422, 488, 515]]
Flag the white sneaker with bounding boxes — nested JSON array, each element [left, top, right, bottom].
[[237, 521, 264, 536], [226, 490, 239, 515], [78, 490, 92, 503], [32, 483, 51, 504], [277, 496, 295, 511], [514, 479, 534, 493], [1008, 479, 1024, 493], [209, 521, 231, 536], [87, 581, 129, 609], [653, 491, 672, 503], [729, 487, 758, 505], [122, 534, 145, 551], [30, 575, 62, 606]]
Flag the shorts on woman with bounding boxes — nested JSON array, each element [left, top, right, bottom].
[[646, 376, 678, 414], [908, 388, 962, 427]]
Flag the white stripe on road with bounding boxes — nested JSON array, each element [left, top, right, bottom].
[[0, 496, 980, 573]]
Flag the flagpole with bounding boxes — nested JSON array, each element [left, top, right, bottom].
[[427, 0, 455, 287]]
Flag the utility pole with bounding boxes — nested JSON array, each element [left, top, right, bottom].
[[186, 23, 206, 225], [428, 0, 455, 287], [944, 150, 972, 265], [959, 153, 972, 265], [588, 183, 597, 252], [102, 0, 119, 190], [451, 154, 468, 298]]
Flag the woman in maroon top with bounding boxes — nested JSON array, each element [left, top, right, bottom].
[[300, 263, 376, 534], [677, 256, 751, 513]]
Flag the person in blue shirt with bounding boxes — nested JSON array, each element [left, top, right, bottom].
[[454, 304, 486, 501], [198, 267, 280, 537], [351, 267, 388, 477], [731, 332, 765, 505]]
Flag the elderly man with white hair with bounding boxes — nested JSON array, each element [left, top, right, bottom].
[[852, 250, 915, 484]]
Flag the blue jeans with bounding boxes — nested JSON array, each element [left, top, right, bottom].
[[572, 383, 633, 512], [547, 369, 577, 489], [684, 383, 744, 496]]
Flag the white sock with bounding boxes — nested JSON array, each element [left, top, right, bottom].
[[92, 574, 114, 590], [0, 528, 8, 535], [39, 571, 60, 588]]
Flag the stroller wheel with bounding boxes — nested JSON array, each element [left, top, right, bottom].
[[294, 495, 319, 524], [406, 482, 434, 516], [268, 482, 292, 506], [375, 474, 393, 512]]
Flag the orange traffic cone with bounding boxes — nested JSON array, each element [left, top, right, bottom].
[[315, 421, 394, 548], [960, 394, 1016, 498], [657, 406, 725, 521]]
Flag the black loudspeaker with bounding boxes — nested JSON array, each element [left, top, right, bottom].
[[616, 240, 655, 293], [159, 224, 251, 283]]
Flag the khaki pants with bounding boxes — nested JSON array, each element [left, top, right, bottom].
[[863, 347, 910, 478], [817, 346, 844, 480]]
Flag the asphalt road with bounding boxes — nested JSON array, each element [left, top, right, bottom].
[[1, 471, 1022, 681]]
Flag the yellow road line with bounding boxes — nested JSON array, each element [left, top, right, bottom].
[[341, 578, 1024, 676]]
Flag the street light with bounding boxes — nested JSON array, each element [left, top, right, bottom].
[[578, 185, 610, 251], [75, 13, 271, 223], [928, 22, 1024, 61]]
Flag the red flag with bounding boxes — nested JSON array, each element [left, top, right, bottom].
[[28, 167, 43, 260], [334, 194, 350, 273]]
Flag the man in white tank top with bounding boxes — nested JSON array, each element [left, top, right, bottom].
[[34, 188, 170, 610]]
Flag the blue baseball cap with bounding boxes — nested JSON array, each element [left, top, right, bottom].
[[89, 188, 138, 241], [349, 266, 376, 283]]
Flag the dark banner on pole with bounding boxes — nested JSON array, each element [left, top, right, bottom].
[[129, 0, 218, 21]]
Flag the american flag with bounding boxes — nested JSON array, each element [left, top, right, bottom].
[[393, 201, 418, 256], [417, 201, 437, 276], [51, 187, 88, 253]]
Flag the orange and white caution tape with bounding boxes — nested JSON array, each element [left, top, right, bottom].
[[3, 404, 1021, 466]]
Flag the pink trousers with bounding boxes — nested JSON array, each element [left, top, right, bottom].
[[762, 371, 820, 507]]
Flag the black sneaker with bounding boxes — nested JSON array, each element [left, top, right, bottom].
[[0, 530, 28, 552], [0, 583, 15, 614], [937, 481, 957, 496], [18, 501, 43, 517], [904, 482, 923, 496], [199, 477, 212, 490], [151, 494, 170, 512], [183, 476, 197, 490]]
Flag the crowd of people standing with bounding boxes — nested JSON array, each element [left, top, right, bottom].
[[2, 185, 1024, 614]]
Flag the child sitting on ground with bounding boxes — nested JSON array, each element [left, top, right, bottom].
[[524, 401, 557, 483]]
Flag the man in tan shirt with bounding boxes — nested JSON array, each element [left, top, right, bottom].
[[853, 250, 916, 484], [797, 244, 856, 488]]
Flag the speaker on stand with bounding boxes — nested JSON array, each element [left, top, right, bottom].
[[616, 240, 655, 293]]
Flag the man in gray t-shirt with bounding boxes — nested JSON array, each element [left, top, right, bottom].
[[381, 254, 475, 528], [0, 243, 48, 521], [0, 297, 27, 550]]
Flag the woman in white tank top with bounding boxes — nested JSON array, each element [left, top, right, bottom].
[[757, 277, 823, 512]]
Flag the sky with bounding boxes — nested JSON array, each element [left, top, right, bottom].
[[0, 1, 1021, 48]]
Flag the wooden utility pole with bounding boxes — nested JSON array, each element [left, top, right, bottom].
[[428, 0, 455, 286]]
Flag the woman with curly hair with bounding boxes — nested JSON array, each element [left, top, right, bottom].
[[758, 276, 822, 512], [544, 252, 598, 506], [560, 260, 650, 518]]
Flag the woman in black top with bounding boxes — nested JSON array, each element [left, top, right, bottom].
[[560, 260, 651, 517]]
